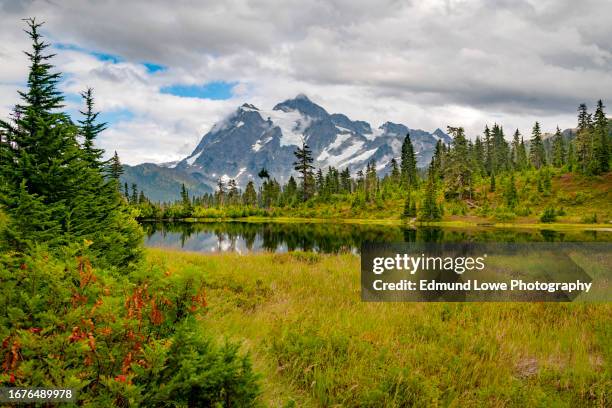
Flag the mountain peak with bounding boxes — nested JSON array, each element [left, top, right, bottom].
[[239, 103, 259, 111], [273, 94, 328, 119], [294, 93, 311, 101]]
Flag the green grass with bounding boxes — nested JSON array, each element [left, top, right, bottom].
[[146, 249, 612, 407]]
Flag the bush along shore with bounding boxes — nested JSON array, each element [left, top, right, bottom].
[[0, 19, 260, 405]]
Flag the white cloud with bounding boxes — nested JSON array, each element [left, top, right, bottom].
[[1, 0, 611, 163]]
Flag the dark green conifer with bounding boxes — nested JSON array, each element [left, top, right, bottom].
[[551, 127, 566, 168], [529, 122, 546, 169], [293, 139, 315, 201], [400, 133, 418, 188]]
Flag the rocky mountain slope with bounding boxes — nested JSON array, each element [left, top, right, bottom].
[[124, 95, 451, 201]]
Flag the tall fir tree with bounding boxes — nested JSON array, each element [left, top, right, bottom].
[[243, 181, 257, 206], [444, 126, 472, 199], [593, 100, 609, 173], [529, 122, 546, 169], [551, 127, 566, 168], [293, 139, 315, 201], [78, 88, 106, 167], [575, 103, 594, 173], [420, 161, 441, 221], [400, 133, 418, 188], [390, 158, 401, 185], [0, 19, 141, 265], [473, 135, 485, 176], [110, 150, 124, 181], [180, 183, 191, 208]]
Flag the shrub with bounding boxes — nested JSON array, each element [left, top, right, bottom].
[[0, 243, 260, 405], [539, 207, 557, 223], [580, 213, 598, 224]]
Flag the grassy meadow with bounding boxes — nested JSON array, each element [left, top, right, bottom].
[[147, 248, 612, 407]]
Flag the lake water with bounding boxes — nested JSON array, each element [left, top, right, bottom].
[[143, 221, 612, 254]]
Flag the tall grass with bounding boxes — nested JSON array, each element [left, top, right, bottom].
[[147, 249, 611, 407]]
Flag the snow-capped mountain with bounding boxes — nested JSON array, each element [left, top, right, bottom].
[[124, 95, 451, 201], [172, 95, 448, 184]]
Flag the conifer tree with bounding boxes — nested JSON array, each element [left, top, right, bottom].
[[131, 183, 138, 205], [491, 124, 510, 172], [575, 103, 593, 173], [78, 88, 106, 166], [0, 19, 141, 265], [284, 176, 298, 204], [431, 139, 445, 180], [315, 168, 325, 194], [110, 151, 124, 180], [566, 140, 576, 171], [490, 172, 496, 193], [518, 137, 528, 170], [400, 133, 418, 188], [444, 126, 472, 199], [551, 127, 566, 168], [402, 189, 416, 218], [180, 183, 191, 208], [484, 125, 493, 175], [503, 173, 518, 208], [420, 161, 441, 221], [293, 139, 315, 201], [340, 168, 352, 193], [529, 122, 546, 169], [390, 158, 401, 185], [473, 136, 485, 176], [243, 181, 257, 206], [593, 100, 609, 173], [511, 130, 527, 170], [216, 178, 226, 206]]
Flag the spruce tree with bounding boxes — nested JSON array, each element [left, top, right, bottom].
[[504, 173, 518, 208], [566, 140, 576, 171], [390, 158, 401, 185], [340, 168, 352, 193], [484, 125, 493, 175], [293, 139, 315, 201], [420, 161, 441, 221], [529, 122, 546, 169], [490, 172, 496, 192], [131, 183, 138, 205], [180, 183, 191, 209], [243, 181, 257, 206], [78, 88, 106, 166], [551, 127, 566, 168], [400, 133, 418, 188], [444, 126, 472, 199], [110, 151, 124, 180], [0, 20, 142, 265], [473, 136, 485, 176], [593, 100, 609, 173], [575, 103, 594, 173], [402, 189, 416, 218]]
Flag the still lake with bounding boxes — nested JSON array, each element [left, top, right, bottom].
[[143, 221, 612, 254]]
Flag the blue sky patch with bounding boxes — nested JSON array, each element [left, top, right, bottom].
[[160, 81, 236, 100], [54, 43, 123, 63], [143, 62, 167, 73]]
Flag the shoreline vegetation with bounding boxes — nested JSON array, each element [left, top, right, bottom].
[[147, 248, 612, 406], [140, 216, 612, 230]]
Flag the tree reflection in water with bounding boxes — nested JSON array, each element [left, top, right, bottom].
[[142, 222, 611, 254]]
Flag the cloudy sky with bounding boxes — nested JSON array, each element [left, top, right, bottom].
[[1, 0, 611, 164]]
